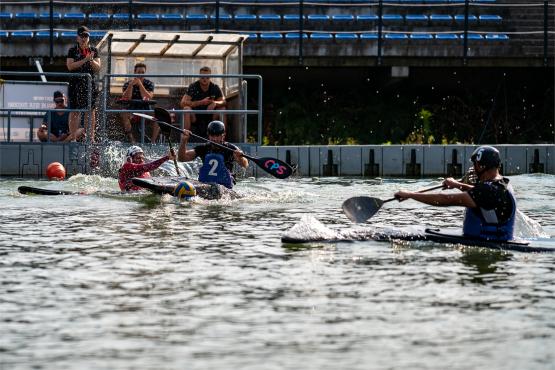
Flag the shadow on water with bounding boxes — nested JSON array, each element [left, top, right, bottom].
[[458, 248, 512, 285]]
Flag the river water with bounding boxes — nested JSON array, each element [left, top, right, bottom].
[[1, 173, 554, 370]]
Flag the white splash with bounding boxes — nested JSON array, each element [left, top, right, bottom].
[[282, 215, 340, 242]]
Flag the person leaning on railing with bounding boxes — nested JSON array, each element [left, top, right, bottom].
[[119, 62, 159, 143], [179, 66, 226, 140], [66, 26, 101, 142], [37, 91, 84, 143]]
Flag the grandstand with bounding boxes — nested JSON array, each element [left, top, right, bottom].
[[0, 0, 553, 67]]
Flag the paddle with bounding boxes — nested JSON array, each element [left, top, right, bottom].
[[342, 183, 445, 223], [133, 110, 294, 179], [153, 107, 181, 176]]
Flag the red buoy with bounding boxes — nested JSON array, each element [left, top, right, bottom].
[[46, 162, 66, 180]]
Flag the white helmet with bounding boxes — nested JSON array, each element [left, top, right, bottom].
[[126, 145, 143, 160]]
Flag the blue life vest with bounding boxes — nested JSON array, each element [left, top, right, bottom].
[[462, 183, 516, 241], [198, 153, 234, 189]]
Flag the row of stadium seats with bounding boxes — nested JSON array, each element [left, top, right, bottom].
[[0, 30, 509, 40], [0, 12, 503, 22]]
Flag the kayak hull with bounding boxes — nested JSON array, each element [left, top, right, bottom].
[[132, 176, 239, 200], [282, 227, 552, 253]]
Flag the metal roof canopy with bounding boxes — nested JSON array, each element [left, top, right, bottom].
[[97, 31, 247, 97], [97, 31, 246, 59]]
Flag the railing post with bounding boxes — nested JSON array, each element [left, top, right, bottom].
[[463, 0, 469, 65], [215, 0, 220, 33], [377, 0, 383, 65], [49, 0, 54, 63], [544, 0, 548, 67], [128, 0, 133, 31], [298, 0, 304, 65]]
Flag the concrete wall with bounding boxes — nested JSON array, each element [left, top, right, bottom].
[[1, 142, 553, 178]]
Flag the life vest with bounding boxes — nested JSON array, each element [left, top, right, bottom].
[[462, 181, 516, 241], [198, 153, 234, 189]]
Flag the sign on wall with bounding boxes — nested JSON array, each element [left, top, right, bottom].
[[0, 81, 68, 142]]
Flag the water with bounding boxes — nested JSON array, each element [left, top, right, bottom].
[[1, 174, 554, 370]]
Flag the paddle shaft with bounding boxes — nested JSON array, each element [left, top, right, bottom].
[[166, 136, 181, 176], [383, 183, 445, 204]]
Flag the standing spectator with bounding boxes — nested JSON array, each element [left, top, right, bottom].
[[120, 62, 159, 143], [37, 91, 84, 142], [179, 66, 226, 139], [66, 26, 100, 142]]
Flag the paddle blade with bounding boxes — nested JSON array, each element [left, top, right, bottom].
[[251, 156, 294, 179], [342, 196, 384, 223]]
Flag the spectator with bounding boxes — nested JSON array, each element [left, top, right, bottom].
[[179, 66, 226, 139], [66, 26, 100, 142], [120, 62, 158, 143], [37, 91, 84, 142]]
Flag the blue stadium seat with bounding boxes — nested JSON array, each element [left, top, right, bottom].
[[186, 14, 209, 21], [335, 33, 358, 40], [12, 31, 34, 38], [259, 33, 282, 40], [90, 31, 106, 38], [311, 33, 333, 40], [63, 13, 86, 21], [36, 31, 59, 38], [357, 14, 378, 22], [211, 13, 232, 21], [0, 31, 9, 38], [360, 33, 378, 40], [405, 14, 428, 22], [307, 14, 330, 22], [410, 33, 433, 39], [113, 14, 132, 21], [466, 33, 484, 40], [382, 14, 403, 22], [15, 13, 36, 20], [436, 33, 459, 40], [161, 14, 183, 21], [61, 31, 77, 38], [241, 33, 258, 39], [430, 14, 453, 22], [283, 14, 304, 22], [39, 13, 61, 20], [137, 14, 159, 21], [485, 33, 508, 40], [234, 14, 257, 22], [259, 14, 281, 22], [454, 14, 478, 22], [89, 13, 111, 21], [0, 13, 12, 20], [384, 33, 408, 39], [285, 32, 308, 39], [331, 15, 355, 22], [479, 15, 502, 22]]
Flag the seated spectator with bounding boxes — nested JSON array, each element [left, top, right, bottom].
[[120, 62, 159, 143], [179, 66, 226, 139], [37, 91, 84, 142]]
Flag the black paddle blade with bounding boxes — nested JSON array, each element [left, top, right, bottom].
[[154, 107, 173, 135], [342, 196, 384, 223], [251, 156, 293, 179], [18, 186, 78, 196]]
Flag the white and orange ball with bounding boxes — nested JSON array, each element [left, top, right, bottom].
[[46, 162, 66, 180]]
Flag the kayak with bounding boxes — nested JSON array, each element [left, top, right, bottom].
[[132, 176, 240, 200], [281, 218, 553, 253]]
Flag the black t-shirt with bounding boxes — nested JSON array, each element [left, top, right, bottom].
[[194, 142, 238, 172], [42, 111, 70, 136], [186, 81, 223, 110], [122, 79, 155, 109], [67, 44, 99, 81], [467, 178, 514, 223]]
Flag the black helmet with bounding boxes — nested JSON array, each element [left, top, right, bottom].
[[470, 146, 501, 169], [207, 120, 225, 136]]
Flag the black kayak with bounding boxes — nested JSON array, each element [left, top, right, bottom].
[[282, 224, 553, 253], [132, 176, 240, 200]]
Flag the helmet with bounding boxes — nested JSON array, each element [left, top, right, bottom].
[[470, 146, 501, 169], [173, 180, 196, 200], [126, 145, 143, 159], [207, 120, 225, 136]]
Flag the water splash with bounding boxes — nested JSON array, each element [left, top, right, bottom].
[[515, 210, 549, 238], [282, 215, 341, 242]]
